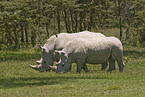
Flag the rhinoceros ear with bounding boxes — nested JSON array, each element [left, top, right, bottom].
[[55, 50, 60, 55], [42, 48, 46, 52], [55, 50, 65, 55]]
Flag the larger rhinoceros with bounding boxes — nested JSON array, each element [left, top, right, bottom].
[[30, 31, 109, 72], [50, 37, 125, 73]]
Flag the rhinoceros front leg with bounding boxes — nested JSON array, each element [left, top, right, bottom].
[[82, 63, 89, 72], [117, 60, 125, 72], [76, 59, 85, 73]]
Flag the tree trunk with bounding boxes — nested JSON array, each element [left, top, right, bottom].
[[118, 0, 122, 41], [31, 31, 36, 47], [75, 11, 78, 32], [13, 27, 19, 48], [79, 12, 83, 32], [25, 27, 28, 47], [63, 8, 69, 33], [83, 22, 86, 30], [67, 10, 71, 33], [125, 19, 131, 40], [70, 10, 75, 32], [88, 10, 93, 31], [20, 26, 24, 43], [5, 24, 13, 45], [125, 27, 129, 40], [7, 26, 19, 48], [46, 23, 49, 37], [6, 33, 12, 45], [57, 10, 60, 33], [1, 32, 4, 44], [119, 16, 122, 41]]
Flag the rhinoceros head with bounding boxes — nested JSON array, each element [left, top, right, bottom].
[[37, 46, 55, 72], [50, 50, 71, 73], [29, 47, 55, 72], [30, 46, 54, 71]]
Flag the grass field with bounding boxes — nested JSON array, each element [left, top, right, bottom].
[[0, 46, 145, 97]]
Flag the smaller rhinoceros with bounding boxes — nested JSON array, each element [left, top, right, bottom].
[[49, 37, 125, 73]]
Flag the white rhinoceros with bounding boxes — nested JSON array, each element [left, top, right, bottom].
[[49, 37, 125, 73], [29, 31, 109, 72]]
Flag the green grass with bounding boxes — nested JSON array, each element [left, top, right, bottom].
[[0, 46, 145, 97]]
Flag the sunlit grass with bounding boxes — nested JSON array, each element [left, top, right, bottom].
[[0, 46, 145, 97]]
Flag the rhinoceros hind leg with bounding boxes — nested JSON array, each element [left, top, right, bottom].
[[101, 62, 108, 71], [107, 58, 116, 72]]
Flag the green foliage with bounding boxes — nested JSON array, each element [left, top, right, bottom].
[[107, 86, 121, 90], [0, 46, 145, 96], [0, 0, 144, 49]]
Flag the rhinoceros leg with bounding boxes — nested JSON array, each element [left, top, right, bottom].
[[76, 59, 85, 73], [101, 62, 108, 70], [82, 63, 89, 72], [117, 60, 125, 72], [107, 58, 116, 72]]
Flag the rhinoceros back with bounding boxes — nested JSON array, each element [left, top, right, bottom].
[[44, 31, 106, 51], [62, 37, 123, 64]]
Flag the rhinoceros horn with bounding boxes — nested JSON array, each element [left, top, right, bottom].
[[36, 58, 42, 64], [49, 65, 57, 71], [29, 65, 41, 71], [36, 60, 41, 64]]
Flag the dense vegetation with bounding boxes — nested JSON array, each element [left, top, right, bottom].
[[0, 0, 145, 49]]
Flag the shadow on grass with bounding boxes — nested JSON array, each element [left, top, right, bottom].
[[0, 75, 109, 89], [0, 53, 41, 62], [123, 49, 145, 58]]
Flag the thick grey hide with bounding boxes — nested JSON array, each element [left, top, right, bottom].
[[30, 31, 108, 72], [55, 37, 125, 73]]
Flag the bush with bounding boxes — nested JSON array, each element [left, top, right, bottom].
[[139, 29, 145, 42]]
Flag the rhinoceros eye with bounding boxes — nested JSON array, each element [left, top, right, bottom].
[[62, 63, 65, 66]]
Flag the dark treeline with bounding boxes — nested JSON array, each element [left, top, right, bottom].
[[0, 0, 144, 49]]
